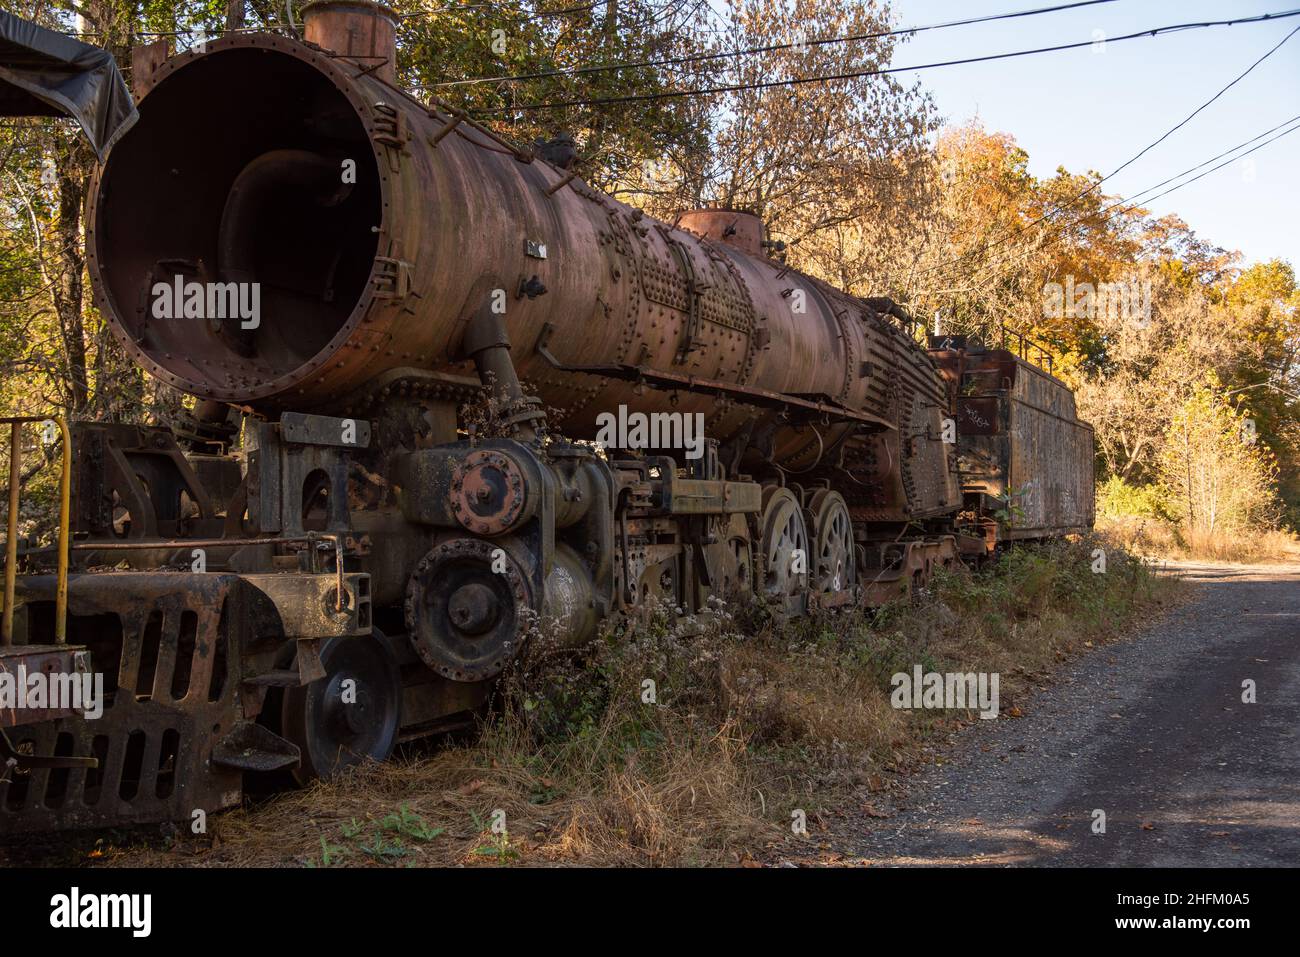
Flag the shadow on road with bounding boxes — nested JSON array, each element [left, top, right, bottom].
[[836, 563, 1300, 867]]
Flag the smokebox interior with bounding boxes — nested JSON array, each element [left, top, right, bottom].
[[94, 47, 382, 399]]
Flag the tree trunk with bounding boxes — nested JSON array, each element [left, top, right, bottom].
[[54, 141, 91, 414], [225, 0, 246, 33]]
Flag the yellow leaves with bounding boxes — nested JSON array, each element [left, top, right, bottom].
[[1156, 384, 1283, 535]]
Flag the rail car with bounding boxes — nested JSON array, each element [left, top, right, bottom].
[[0, 2, 1093, 834]]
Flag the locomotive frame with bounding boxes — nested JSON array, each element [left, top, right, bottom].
[[0, 4, 1094, 835]]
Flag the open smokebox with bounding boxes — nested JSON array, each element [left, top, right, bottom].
[[88, 42, 384, 402]]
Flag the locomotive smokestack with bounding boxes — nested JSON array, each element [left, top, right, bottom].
[[301, 1, 399, 86]]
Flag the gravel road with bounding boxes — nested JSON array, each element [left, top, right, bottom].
[[827, 562, 1300, 866]]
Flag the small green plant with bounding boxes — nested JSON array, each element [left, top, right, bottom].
[[322, 806, 444, 865], [358, 830, 412, 862], [378, 804, 444, 842], [310, 834, 348, 868], [471, 834, 519, 862], [469, 809, 519, 863], [527, 780, 562, 805], [993, 485, 1028, 529]]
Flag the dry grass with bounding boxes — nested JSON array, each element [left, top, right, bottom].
[[33, 535, 1174, 869], [1098, 516, 1300, 565]]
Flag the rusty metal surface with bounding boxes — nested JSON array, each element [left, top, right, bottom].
[[0, 572, 267, 831], [857, 536, 959, 606], [69, 533, 349, 613], [240, 571, 371, 638], [450, 449, 528, 536], [929, 344, 1095, 537], [128, 38, 169, 100], [654, 475, 761, 515], [85, 30, 959, 523], [281, 411, 372, 449], [211, 720, 298, 773], [302, 1, 399, 85], [957, 397, 999, 435], [1004, 363, 1095, 536], [675, 208, 765, 257], [0, 644, 91, 728], [404, 538, 532, 682], [71, 421, 220, 544]]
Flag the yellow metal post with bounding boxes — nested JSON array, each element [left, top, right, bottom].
[[54, 417, 70, 643], [3, 421, 20, 645], [0, 416, 73, 644]]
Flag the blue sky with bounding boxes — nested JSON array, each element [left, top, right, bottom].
[[888, 0, 1300, 270]]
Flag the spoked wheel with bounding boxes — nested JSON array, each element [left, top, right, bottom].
[[807, 489, 855, 595], [281, 634, 402, 785], [759, 486, 809, 610]]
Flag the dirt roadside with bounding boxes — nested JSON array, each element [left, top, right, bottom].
[[792, 562, 1300, 866]]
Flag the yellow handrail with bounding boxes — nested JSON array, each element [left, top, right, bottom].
[[0, 415, 72, 645]]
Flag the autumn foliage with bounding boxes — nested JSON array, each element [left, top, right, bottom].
[[2, 0, 1296, 558]]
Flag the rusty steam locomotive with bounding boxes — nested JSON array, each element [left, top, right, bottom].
[[0, 2, 1093, 833]]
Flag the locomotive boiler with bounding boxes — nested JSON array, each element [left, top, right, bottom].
[[0, 2, 1093, 833]]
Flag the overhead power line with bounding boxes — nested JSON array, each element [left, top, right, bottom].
[[402, 1, 606, 23], [472, 8, 1300, 113], [922, 115, 1300, 289], [422, 0, 1124, 90], [920, 22, 1300, 279], [1129, 122, 1300, 209]]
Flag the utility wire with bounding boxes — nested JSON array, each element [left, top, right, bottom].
[[403, 1, 606, 23], [472, 9, 1300, 113], [1132, 123, 1300, 208], [919, 22, 1300, 279], [919, 116, 1300, 289], [949, 118, 1300, 283], [422, 0, 1123, 90]]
